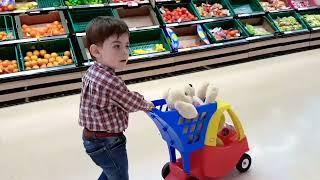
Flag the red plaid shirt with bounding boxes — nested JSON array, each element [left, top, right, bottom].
[[79, 62, 153, 132]]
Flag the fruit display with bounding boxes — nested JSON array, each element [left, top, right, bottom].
[[160, 6, 197, 23], [0, 1, 37, 12], [302, 14, 320, 28], [290, 0, 312, 8], [64, 0, 104, 6], [112, 0, 140, 3], [260, 0, 290, 11], [273, 16, 303, 31], [196, 3, 230, 18], [0, 31, 14, 41], [0, 59, 18, 74], [132, 44, 166, 55], [22, 21, 65, 39], [246, 24, 272, 35], [15, 2, 37, 10], [23, 49, 73, 70], [210, 27, 241, 40]]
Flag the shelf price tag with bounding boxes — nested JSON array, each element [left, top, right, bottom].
[[166, 28, 179, 50], [197, 24, 210, 45]]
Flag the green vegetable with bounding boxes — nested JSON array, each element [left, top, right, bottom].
[[274, 16, 303, 32], [303, 14, 320, 28]]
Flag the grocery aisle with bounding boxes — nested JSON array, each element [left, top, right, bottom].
[[1, 49, 320, 180]]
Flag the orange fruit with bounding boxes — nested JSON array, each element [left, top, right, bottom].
[[52, 30, 60, 36], [47, 62, 53, 67], [26, 67, 32, 71], [57, 58, 64, 65], [37, 59, 43, 66], [62, 56, 69, 61], [51, 53, 58, 58], [67, 59, 73, 64], [12, 63, 17, 69], [22, 24, 28, 29], [2, 60, 9, 67], [33, 50, 40, 56], [31, 55, 38, 61], [64, 51, 71, 57], [31, 60, 37, 67], [53, 21, 60, 25], [44, 54, 51, 59], [40, 50, 46, 57], [26, 51, 33, 57], [24, 56, 31, 62], [25, 61, 31, 67], [6, 65, 14, 72], [11, 60, 16, 64], [40, 64, 47, 68], [42, 59, 49, 65], [49, 57, 55, 63], [53, 61, 59, 66], [13, 68, 18, 73], [29, 30, 37, 38]]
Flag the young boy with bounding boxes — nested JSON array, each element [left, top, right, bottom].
[[79, 16, 154, 180]]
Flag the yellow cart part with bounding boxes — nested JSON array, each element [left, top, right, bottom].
[[205, 101, 245, 146]]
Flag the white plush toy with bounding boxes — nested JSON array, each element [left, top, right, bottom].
[[163, 84, 198, 119], [164, 83, 219, 119], [196, 81, 219, 104]]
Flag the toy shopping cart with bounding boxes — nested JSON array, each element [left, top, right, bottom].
[[147, 99, 252, 180]]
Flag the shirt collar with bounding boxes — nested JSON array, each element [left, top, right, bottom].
[[95, 62, 116, 74]]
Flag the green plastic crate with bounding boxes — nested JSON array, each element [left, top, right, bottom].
[[18, 38, 78, 71], [155, 2, 199, 25], [68, 8, 115, 33], [0, 45, 21, 72], [268, 11, 308, 33], [64, 0, 107, 6], [15, 11, 69, 39], [192, 0, 234, 20], [203, 19, 249, 42], [239, 16, 278, 36], [226, 0, 264, 16], [37, 0, 65, 8], [129, 28, 171, 56], [0, 15, 16, 41], [297, 10, 320, 30], [14, 0, 63, 9]]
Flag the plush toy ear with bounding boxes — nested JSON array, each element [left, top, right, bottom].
[[184, 84, 195, 97], [197, 82, 209, 101], [174, 101, 198, 119], [205, 85, 218, 104]]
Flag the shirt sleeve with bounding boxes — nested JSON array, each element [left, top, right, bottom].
[[107, 76, 153, 112]]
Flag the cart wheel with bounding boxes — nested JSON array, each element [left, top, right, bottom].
[[236, 153, 252, 173], [161, 162, 170, 179]]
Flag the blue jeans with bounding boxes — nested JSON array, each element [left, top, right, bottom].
[[83, 134, 129, 180]]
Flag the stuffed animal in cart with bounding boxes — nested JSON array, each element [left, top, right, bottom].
[[196, 81, 219, 104], [163, 84, 199, 119]]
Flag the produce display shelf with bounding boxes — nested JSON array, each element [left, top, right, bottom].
[[0, 0, 320, 106]]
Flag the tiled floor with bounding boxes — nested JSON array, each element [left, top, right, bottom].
[[1, 49, 320, 180]]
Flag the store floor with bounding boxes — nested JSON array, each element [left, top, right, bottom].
[[1, 49, 320, 180]]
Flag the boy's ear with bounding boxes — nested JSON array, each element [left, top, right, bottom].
[[89, 44, 101, 59]]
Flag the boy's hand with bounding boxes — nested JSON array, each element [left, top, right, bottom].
[[146, 101, 154, 111]]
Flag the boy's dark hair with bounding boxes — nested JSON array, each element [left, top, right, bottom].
[[84, 16, 129, 50]]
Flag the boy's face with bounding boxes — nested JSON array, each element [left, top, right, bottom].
[[90, 33, 129, 69]]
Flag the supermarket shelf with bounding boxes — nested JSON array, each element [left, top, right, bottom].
[[0, 7, 68, 15], [164, 17, 233, 27]]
